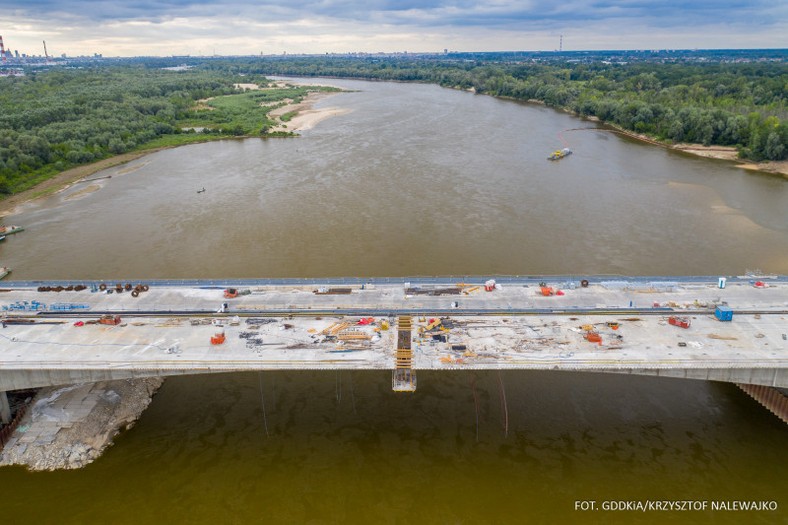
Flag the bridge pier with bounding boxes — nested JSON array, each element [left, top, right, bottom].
[[0, 391, 10, 425]]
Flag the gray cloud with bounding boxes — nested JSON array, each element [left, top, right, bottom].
[[9, 0, 786, 27], [2, 0, 786, 55]]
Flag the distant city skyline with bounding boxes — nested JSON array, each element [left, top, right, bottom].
[[1, 0, 786, 57]]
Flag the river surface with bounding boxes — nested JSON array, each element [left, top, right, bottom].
[[1, 79, 786, 524]]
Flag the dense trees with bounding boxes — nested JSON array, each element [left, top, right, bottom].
[[0, 68, 247, 194], [0, 67, 323, 195]]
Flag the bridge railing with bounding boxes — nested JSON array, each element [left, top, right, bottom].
[[2, 274, 784, 289]]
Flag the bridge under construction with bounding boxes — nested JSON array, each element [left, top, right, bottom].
[[1, 274, 787, 434], [0, 275, 785, 401]]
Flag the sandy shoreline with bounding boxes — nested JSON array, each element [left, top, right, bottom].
[[581, 122, 788, 178], [0, 150, 170, 218], [521, 97, 788, 178], [269, 91, 351, 132], [0, 91, 347, 218]]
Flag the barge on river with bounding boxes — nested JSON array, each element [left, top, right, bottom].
[[548, 148, 572, 161]]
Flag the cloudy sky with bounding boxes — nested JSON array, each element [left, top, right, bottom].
[[1, 0, 786, 57]]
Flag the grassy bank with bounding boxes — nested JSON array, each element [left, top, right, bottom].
[[0, 88, 340, 217], [0, 67, 339, 198]]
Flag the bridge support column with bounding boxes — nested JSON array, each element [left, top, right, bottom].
[[0, 391, 10, 425]]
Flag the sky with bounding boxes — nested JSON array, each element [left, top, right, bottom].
[[1, 0, 786, 57]]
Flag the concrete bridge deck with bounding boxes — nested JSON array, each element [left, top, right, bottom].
[[1, 276, 786, 391]]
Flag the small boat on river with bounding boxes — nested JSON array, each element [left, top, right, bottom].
[[0, 267, 10, 280], [0, 225, 24, 235]]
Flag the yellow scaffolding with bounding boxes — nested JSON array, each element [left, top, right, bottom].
[[393, 315, 416, 392]]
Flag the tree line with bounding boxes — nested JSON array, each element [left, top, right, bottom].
[[214, 56, 786, 161], [1, 56, 785, 196], [0, 66, 285, 195]]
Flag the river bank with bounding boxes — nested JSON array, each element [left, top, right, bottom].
[[0, 377, 163, 471], [0, 150, 170, 218], [0, 91, 345, 218], [617, 129, 788, 178], [269, 90, 351, 133], [1, 82, 784, 220], [523, 98, 788, 178]]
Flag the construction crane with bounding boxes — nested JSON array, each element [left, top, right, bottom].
[[43, 40, 49, 61]]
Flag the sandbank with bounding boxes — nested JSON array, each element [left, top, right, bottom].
[[268, 91, 351, 132]]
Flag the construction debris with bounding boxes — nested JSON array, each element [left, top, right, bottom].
[[314, 287, 352, 295], [668, 316, 691, 329], [405, 287, 461, 296]]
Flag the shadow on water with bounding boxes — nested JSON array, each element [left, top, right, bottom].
[[3, 371, 786, 524]]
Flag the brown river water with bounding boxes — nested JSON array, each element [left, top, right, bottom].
[[1, 79, 786, 524]]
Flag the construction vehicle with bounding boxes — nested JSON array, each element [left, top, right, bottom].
[[223, 288, 251, 299], [584, 331, 602, 343], [99, 315, 121, 326], [425, 318, 442, 331], [419, 318, 448, 334], [210, 329, 226, 345]]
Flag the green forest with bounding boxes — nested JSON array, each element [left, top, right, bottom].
[[0, 67, 334, 195], [0, 55, 785, 197]]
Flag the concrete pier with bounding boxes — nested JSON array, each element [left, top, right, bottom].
[[1, 276, 786, 391], [0, 391, 10, 425]]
